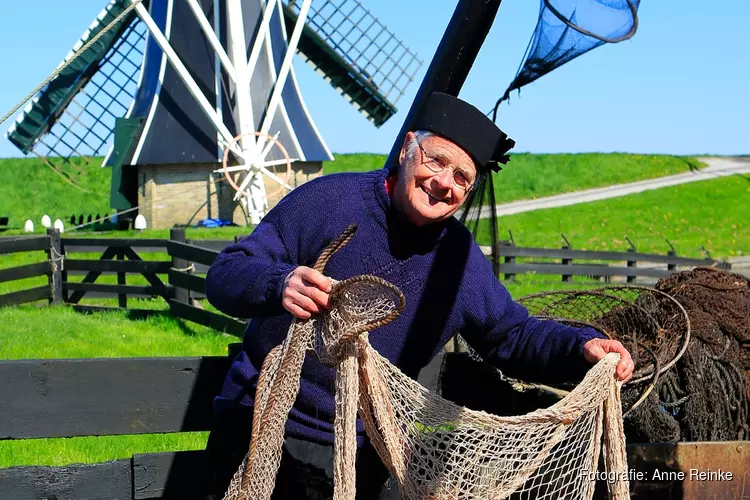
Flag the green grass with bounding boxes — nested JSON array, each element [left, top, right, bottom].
[[0, 304, 231, 359], [0, 434, 209, 468], [1, 153, 702, 230], [0, 156, 112, 230], [324, 152, 705, 204], [476, 174, 750, 260]]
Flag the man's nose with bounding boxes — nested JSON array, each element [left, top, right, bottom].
[[433, 167, 453, 190]]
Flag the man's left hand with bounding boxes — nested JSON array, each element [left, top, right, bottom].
[[582, 338, 634, 383]]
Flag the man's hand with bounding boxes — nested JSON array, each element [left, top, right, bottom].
[[281, 266, 332, 319], [583, 338, 634, 383]]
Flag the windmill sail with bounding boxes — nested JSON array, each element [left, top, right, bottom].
[[4, 0, 422, 212], [5, 0, 144, 185]]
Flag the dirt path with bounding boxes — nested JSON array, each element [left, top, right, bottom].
[[479, 156, 750, 218]]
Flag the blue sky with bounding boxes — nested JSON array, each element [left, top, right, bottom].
[[0, 0, 747, 158]]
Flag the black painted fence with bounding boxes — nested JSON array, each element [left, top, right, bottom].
[[491, 241, 731, 282]]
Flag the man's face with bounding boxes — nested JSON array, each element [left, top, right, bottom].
[[395, 131, 477, 227]]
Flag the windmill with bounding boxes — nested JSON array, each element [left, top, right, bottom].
[[5, 0, 422, 228]]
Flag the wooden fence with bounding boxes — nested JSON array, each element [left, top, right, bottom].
[[0, 230, 744, 499], [0, 351, 236, 499], [0, 228, 250, 337], [491, 241, 731, 282]]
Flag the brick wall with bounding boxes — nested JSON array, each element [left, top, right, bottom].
[[137, 162, 323, 229]]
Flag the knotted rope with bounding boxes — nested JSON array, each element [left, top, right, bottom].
[[223, 225, 629, 500]]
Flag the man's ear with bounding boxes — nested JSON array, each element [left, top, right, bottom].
[[398, 131, 416, 165]]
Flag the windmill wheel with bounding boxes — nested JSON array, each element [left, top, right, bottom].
[[221, 131, 294, 205]]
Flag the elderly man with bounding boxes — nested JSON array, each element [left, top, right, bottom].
[[203, 92, 633, 499]]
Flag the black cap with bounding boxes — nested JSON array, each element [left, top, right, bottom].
[[411, 92, 515, 172]]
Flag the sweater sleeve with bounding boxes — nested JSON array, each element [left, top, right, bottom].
[[460, 260, 607, 383], [205, 219, 297, 319]]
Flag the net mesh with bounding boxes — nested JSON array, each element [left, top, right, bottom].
[[222, 225, 629, 500], [492, 0, 639, 118]]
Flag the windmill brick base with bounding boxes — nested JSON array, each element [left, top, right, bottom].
[[136, 162, 322, 229]]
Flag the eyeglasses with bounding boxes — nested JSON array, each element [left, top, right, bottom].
[[416, 140, 476, 193]]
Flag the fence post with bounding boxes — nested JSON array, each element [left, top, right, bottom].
[[170, 227, 189, 304], [46, 228, 64, 305], [627, 248, 637, 283], [499, 240, 515, 282], [561, 244, 572, 283], [117, 248, 127, 308], [667, 250, 677, 272]]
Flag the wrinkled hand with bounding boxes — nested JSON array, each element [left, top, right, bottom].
[[583, 338, 634, 383], [281, 266, 332, 319]]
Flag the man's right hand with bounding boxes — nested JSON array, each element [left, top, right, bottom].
[[281, 266, 332, 319]]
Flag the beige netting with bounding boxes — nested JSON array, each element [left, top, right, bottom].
[[223, 226, 630, 500]]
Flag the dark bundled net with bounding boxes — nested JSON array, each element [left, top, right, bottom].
[[510, 270, 750, 443], [653, 268, 750, 441], [492, 0, 639, 119]]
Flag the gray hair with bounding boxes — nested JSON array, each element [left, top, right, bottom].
[[405, 130, 435, 162]]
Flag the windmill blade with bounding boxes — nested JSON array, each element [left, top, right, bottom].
[[284, 0, 423, 127], [492, 0, 640, 119], [5, 0, 145, 184]]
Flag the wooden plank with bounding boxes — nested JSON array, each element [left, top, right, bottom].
[[122, 247, 166, 289], [167, 241, 219, 267], [61, 237, 169, 248], [497, 263, 673, 279], [0, 460, 132, 500], [133, 450, 207, 499], [0, 261, 50, 284], [63, 245, 168, 254], [168, 299, 247, 337], [168, 270, 206, 295], [625, 441, 750, 499], [63, 282, 173, 298], [66, 246, 118, 304], [0, 356, 230, 439], [494, 245, 715, 266], [186, 239, 234, 252], [65, 259, 172, 274], [0, 285, 51, 307], [0, 235, 50, 255]]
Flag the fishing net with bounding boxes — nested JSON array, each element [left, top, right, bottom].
[[492, 0, 640, 119], [514, 287, 691, 443], [469, 269, 750, 444], [653, 268, 750, 441], [222, 225, 629, 500]]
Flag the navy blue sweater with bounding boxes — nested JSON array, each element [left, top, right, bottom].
[[205, 166, 605, 446]]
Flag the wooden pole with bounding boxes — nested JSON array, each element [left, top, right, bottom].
[[170, 227, 189, 304], [384, 0, 504, 167], [47, 228, 63, 305]]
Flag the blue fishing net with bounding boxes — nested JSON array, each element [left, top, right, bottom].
[[492, 0, 640, 120]]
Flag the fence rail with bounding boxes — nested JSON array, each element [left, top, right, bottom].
[[488, 240, 728, 283]]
